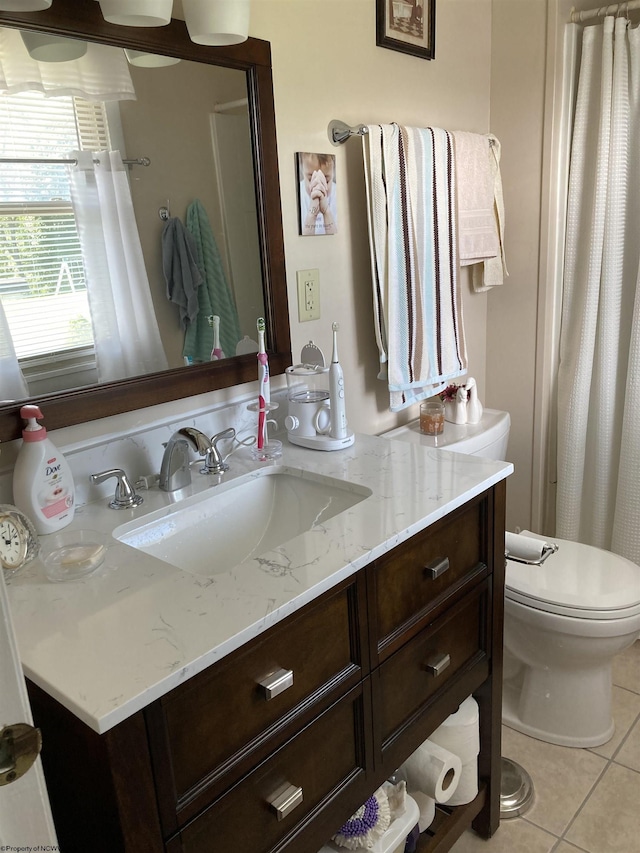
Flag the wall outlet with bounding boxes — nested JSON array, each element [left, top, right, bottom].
[[297, 269, 320, 322]]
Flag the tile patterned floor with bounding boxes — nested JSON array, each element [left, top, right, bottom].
[[450, 640, 640, 853]]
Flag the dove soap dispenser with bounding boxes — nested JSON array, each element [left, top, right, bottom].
[[12, 404, 75, 534]]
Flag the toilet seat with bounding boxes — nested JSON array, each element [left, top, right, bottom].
[[505, 531, 640, 620]]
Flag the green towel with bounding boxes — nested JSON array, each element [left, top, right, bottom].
[[184, 199, 241, 362]]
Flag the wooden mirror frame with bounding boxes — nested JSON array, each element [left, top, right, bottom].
[[0, 0, 290, 443]]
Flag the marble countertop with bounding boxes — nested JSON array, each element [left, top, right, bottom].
[[7, 433, 512, 734]]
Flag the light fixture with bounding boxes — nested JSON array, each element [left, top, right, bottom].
[[182, 0, 250, 46], [97, 0, 173, 27], [20, 30, 88, 62], [124, 49, 181, 68], [0, 1, 51, 9]]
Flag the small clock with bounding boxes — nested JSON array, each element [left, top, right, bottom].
[[0, 505, 40, 576]]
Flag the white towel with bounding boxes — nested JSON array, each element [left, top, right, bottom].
[[452, 131, 499, 265], [363, 124, 468, 411], [471, 135, 508, 292]]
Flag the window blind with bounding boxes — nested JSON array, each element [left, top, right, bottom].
[[0, 91, 110, 362]]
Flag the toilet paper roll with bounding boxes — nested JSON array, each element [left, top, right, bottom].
[[443, 758, 479, 806], [428, 696, 480, 764], [400, 740, 462, 804], [409, 790, 436, 832], [505, 531, 551, 562]]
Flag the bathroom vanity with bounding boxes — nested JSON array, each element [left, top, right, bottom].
[[7, 434, 511, 852]]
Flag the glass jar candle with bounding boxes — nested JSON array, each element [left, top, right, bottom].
[[420, 401, 445, 435]]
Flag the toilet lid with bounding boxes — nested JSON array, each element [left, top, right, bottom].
[[505, 531, 640, 619]]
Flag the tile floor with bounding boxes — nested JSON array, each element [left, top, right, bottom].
[[450, 640, 640, 853]]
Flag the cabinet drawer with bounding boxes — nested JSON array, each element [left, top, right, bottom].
[[154, 575, 367, 815], [372, 494, 487, 662], [176, 684, 371, 853], [377, 580, 489, 753]]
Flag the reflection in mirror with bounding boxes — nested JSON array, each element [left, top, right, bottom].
[[0, 0, 290, 443], [122, 58, 265, 369], [0, 30, 264, 389]]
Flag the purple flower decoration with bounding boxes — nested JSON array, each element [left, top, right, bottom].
[[338, 796, 380, 837], [332, 787, 391, 849]]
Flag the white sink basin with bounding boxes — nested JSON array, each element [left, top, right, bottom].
[[113, 467, 371, 577]]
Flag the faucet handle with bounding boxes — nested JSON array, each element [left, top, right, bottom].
[[90, 468, 144, 510], [211, 426, 236, 447], [203, 427, 236, 474]]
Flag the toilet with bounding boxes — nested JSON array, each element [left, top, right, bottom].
[[383, 409, 640, 748]]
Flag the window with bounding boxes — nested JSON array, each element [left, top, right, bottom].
[[0, 92, 111, 389]]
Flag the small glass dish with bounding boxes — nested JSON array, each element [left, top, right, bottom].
[[41, 529, 109, 583]]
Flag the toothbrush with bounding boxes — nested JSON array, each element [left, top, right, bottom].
[[257, 317, 270, 446], [257, 394, 266, 450], [329, 322, 348, 439], [209, 315, 225, 360], [257, 317, 270, 405]]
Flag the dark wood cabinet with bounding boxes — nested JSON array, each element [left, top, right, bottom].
[[371, 494, 488, 663], [28, 481, 506, 853], [147, 575, 369, 832], [175, 683, 372, 853], [376, 581, 490, 756]]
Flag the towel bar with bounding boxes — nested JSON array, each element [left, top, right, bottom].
[[328, 120, 502, 153]]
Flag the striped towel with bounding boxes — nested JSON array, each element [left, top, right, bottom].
[[363, 124, 467, 411]]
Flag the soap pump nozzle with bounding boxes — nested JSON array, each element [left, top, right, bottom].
[[20, 404, 47, 441]]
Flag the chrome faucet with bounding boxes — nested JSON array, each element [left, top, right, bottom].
[[159, 427, 236, 491], [159, 430, 193, 492], [204, 426, 236, 473], [90, 468, 144, 509]]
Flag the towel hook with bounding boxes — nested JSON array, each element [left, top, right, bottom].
[[158, 200, 171, 221]]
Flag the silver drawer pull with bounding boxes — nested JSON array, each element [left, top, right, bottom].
[[268, 783, 304, 820], [258, 668, 294, 700], [423, 653, 451, 677], [424, 557, 450, 579]]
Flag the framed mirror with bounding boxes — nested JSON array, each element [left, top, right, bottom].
[[0, 0, 290, 443]]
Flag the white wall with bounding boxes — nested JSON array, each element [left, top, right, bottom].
[[485, 0, 548, 532], [487, 0, 603, 534], [251, 0, 493, 437]]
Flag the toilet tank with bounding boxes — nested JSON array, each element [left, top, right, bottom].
[[383, 408, 510, 460]]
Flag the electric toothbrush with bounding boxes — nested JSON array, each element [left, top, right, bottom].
[[256, 317, 270, 447], [329, 322, 348, 439], [209, 315, 225, 360]]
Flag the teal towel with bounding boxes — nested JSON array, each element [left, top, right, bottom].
[[184, 199, 241, 362]]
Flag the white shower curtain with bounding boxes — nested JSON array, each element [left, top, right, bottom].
[[69, 151, 168, 382], [0, 299, 28, 403], [556, 17, 640, 564]]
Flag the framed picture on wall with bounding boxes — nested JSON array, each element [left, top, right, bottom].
[[296, 152, 337, 236], [376, 0, 436, 60]]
